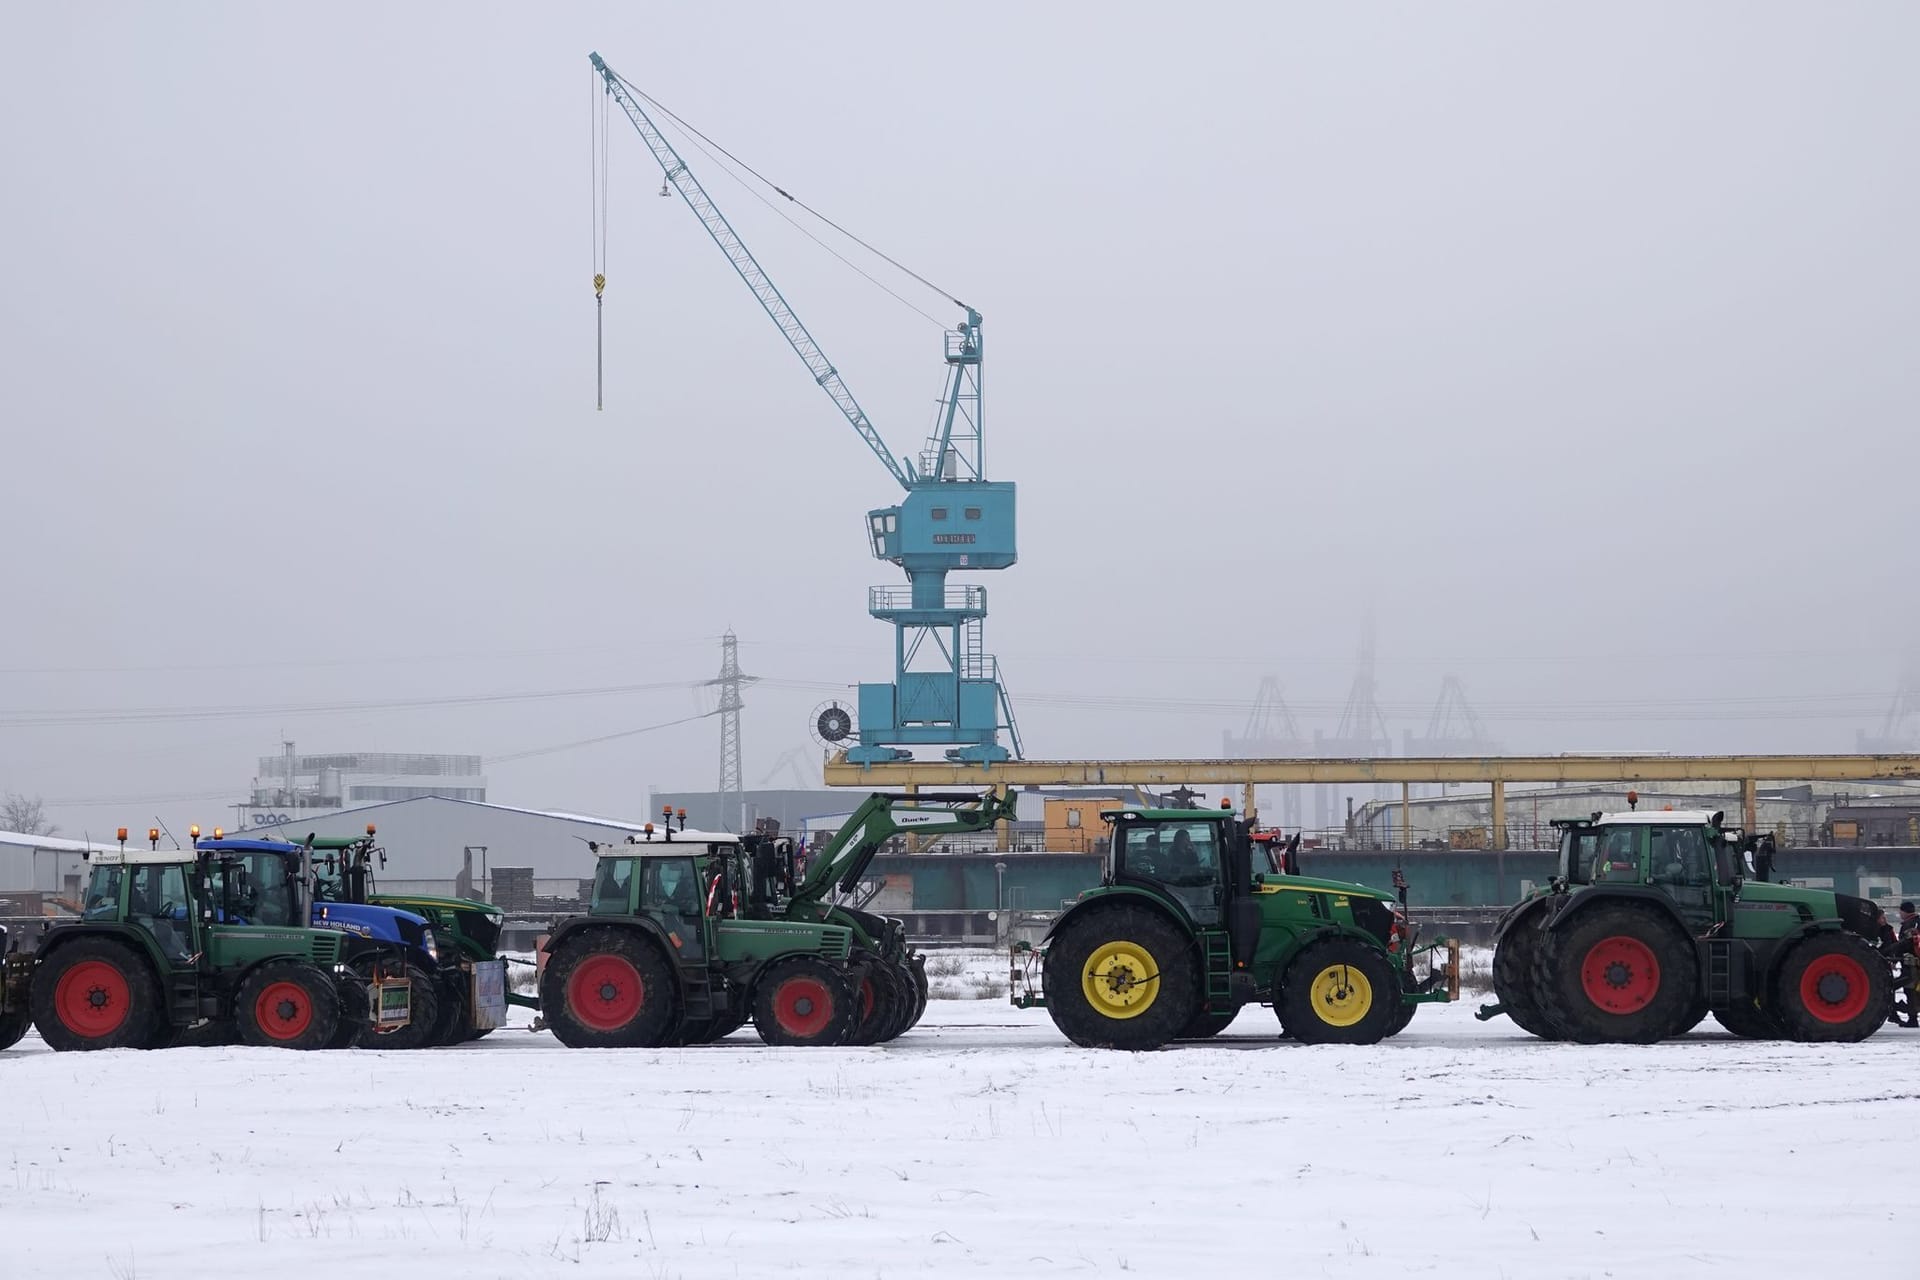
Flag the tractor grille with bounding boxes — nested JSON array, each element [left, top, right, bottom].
[[308, 932, 343, 967], [817, 928, 853, 960]]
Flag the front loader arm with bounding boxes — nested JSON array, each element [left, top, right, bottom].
[[795, 791, 1018, 904]]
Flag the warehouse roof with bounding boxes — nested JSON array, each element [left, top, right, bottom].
[[237, 795, 658, 835], [0, 830, 138, 855]]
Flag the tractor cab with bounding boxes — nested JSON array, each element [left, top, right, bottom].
[[585, 825, 747, 961], [1547, 809, 1786, 938], [1103, 807, 1250, 927]]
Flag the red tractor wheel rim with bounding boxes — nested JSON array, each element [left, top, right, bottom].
[[54, 959, 132, 1037], [774, 976, 834, 1039], [1579, 935, 1660, 1014], [1799, 953, 1870, 1024], [254, 980, 315, 1040], [567, 954, 643, 1031]]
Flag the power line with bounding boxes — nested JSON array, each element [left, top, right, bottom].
[[0, 679, 705, 728]]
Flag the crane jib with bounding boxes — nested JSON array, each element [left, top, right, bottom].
[[590, 54, 917, 493]]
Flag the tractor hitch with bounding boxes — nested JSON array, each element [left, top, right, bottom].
[[1008, 940, 1046, 1009]]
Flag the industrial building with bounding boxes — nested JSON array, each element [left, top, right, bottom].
[[0, 830, 127, 914], [237, 795, 647, 905], [232, 745, 486, 830]]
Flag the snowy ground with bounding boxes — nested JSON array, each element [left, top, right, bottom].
[[4, 968, 1917, 1280]]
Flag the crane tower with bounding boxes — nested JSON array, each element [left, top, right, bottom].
[[589, 54, 1020, 764]]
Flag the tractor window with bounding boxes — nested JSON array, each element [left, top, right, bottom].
[[1117, 821, 1223, 922], [1558, 830, 1598, 885], [590, 858, 635, 914], [239, 853, 297, 927], [129, 865, 192, 961], [641, 857, 703, 917], [1590, 827, 1640, 882], [81, 866, 124, 920], [641, 857, 706, 960], [1120, 822, 1220, 888], [1649, 827, 1711, 889]]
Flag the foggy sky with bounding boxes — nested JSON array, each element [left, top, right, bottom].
[[3, 3, 1917, 837]]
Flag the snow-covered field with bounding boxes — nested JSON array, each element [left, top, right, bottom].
[[4, 971, 1916, 1280]]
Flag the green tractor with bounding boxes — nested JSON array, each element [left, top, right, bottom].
[[306, 829, 520, 1044], [540, 793, 1012, 1049], [21, 829, 412, 1051], [540, 820, 868, 1047], [1480, 808, 1891, 1043], [1013, 804, 1459, 1048]]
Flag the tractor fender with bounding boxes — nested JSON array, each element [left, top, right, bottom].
[[1264, 922, 1399, 988], [1542, 886, 1692, 940], [1490, 893, 1556, 946], [30, 922, 168, 975], [541, 914, 681, 972], [1041, 886, 1199, 948]]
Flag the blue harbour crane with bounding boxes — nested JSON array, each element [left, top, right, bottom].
[[589, 53, 1020, 763]]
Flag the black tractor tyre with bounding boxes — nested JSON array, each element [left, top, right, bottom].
[[905, 955, 929, 1029], [1176, 1005, 1239, 1039], [1492, 911, 1563, 1040], [848, 963, 909, 1046], [1040, 904, 1198, 1050], [430, 971, 468, 1046], [0, 1006, 30, 1051], [236, 961, 343, 1051], [1534, 905, 1698, 1045], [1384, 1000, 1417, 1038], [1712, 996, 1784, 1039], [30, 937, 167, 1052], [540, 927, 681, 1049], [1278, 937, 1401, 1046], [753, 957, 858, 1047], [1672, 1000, 1709, 1037], [1770, 932, 1890, 1043], [358, 965, 441, 1050]]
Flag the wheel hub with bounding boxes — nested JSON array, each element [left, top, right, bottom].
[[598, 982, 618, 1002], [88, 987, 111, 1010], [1816, 972, 1849, 1005], [274, 999, 298, 1021], [1579, 935, 1661, 1015], [793, 996, 816, 1016], [1080, 942, 1159, 1020]]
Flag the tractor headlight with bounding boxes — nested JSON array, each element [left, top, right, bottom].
[[423, 930, 441, 962]]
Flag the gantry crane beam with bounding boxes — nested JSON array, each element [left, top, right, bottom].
[[824, 752, 1920, 843]]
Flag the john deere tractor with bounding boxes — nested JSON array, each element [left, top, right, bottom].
[[1481, 809, 1890, 1043], [1013, 804, 1459, 1049], [24, 829, 412, 1051]]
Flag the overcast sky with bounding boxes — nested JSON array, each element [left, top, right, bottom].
[[3, 3, 1917, 835]]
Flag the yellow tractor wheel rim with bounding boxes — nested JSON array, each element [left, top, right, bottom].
[[1308, 964, 1374, 1028], [1082, 942, 1159, 1020]]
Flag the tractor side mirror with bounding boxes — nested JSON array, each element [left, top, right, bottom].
[[1283, 834, 1302, 877]]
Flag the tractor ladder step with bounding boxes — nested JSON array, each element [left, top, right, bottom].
[[1202, 931, 1233, 1004], [1706, 939, 1734, 1006]]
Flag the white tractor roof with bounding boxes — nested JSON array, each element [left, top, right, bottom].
[[1592, 810, 1722, 826], [594, 828, 741, 858], [86, 843, 198, 867]]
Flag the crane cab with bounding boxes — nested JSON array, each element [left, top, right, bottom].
[[867, 482, 1016, 570]]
